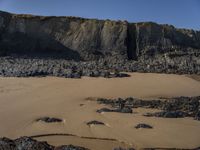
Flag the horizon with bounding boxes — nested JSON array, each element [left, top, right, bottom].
[[0, 0, 199, 30]]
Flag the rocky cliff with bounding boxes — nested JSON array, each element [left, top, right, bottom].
[[0, 11, 128, 60], [0, 10, 200, 76]]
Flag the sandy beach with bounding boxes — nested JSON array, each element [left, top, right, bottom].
[[0, 73, 200, 150]]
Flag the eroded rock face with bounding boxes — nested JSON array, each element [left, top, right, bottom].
[[0, 10, 200, 75], [0, 11, 127, 60]]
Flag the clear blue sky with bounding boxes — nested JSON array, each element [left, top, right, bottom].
[[0, 0, 199, 30]]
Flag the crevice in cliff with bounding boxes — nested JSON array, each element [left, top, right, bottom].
[[126, 23, 138, 60]]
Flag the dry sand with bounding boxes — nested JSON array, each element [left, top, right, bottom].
[[0, 73, 200, 150]]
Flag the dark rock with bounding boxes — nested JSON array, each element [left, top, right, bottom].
[[118, 98, 126, 110], [0, 137, 16, 150], [135, 123, 153, 129], [100, 71, 110, 78], [55, 145, 89, 150], [97, 98, 113, 105], [97, 106, 132, 114], [14, 136, 53, 150], [113, 147, 135, 150], [96, 96, 200, 119], [194, 111, 200, 121], [96, 108, 113, 113], [36, 117, 63, 123], [86, 120, 105, 126], [117, 107, 133, 113], [144, 111, 187, 118], [143, 113, 155, 117], [110, 72, 130, 78], [0, 137, 89, 150]]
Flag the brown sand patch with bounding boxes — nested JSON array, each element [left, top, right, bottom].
[[0, 73, 200, 149]]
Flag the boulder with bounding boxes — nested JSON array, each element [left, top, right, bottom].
[[135, 123, 153, 129], [36, 117, 63, 123], [86, 120, 105, 126]]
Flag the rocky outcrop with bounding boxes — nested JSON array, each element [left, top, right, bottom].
[[0, 10, 200, 75], [96, 96, 200, 120], [0, 136, 89, 150]]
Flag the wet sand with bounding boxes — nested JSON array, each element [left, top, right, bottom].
[[0, 73, 200, 150]]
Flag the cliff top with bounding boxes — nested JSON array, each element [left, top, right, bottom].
[[1, 10, 198, 32]]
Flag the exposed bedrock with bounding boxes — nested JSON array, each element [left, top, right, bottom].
[[96, 96, 200, 120], [0, 10, 200, 75], [0, 136, 89, 150]]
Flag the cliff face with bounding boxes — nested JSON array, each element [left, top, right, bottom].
[[0, 10, 200, 60], [0, 11, 128, 59], [0, 11, 200, 76]]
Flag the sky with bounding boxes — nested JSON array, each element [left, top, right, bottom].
[[0, 0, 199, 30]]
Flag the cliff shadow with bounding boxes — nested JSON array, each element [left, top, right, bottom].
[[126, 24, 138, 60], [0, 32, 82, 61]]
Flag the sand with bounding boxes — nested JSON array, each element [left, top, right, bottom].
[[0, 73, 200, 150]]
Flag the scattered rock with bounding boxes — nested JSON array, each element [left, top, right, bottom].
[[0, 137, 89, 150], [96, 108, 113, 113], [135, 123, 153, 129], [144, 111, 186, 118], [55, 145, 89, 150], [96, 96, 200, 119], [109, 72, 131, 78], [113, 147, 135, 150], [87, 120, 105, 126], [36, 117, 63, 123], [194, 111, 200, 121], [97, 107, 132, 114], [117, 107, 133, 113], [14, 136, 53, 150], [0, 136, 53, 150], [0, 137, 16, 150]]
